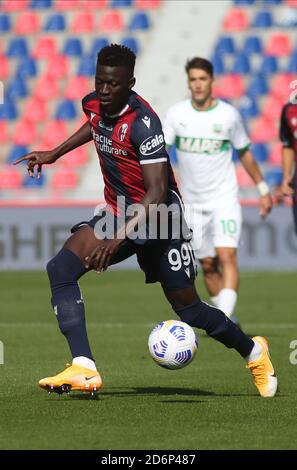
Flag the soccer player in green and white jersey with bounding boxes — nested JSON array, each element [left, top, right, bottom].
[[163, 57, 272, 325]]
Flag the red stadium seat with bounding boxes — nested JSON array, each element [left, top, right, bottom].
[[285, 0, 297, 7], [223, 8, 249, 31], [236, 166, 254, 188], [71, 117, 88, 133], [51, 169, 78, 189], [42, 120, 68, 147], [45, 55, 69, 79], [269, 142, 282, 165], [32, 37, 58, 59], [261, 95, 283, 121], [14, 12, 40, 34], [24, 97, 48, 122], [60, 147, 89, 168], [0, 167, 22, 189], [82, 0, 108, 8], [250, 117, 278, 143], [34, 74, 59, 100], [71, 12, 95, 32], [0, 122, 8, 143], [64, 76, 90, 100], [13, 119, 37, 145], [0, 55, 9, 80], [1, 0, 29, 11], [55, 0, 80, 9], [99, 11, 124, 32], [135, 0, 161, 8], [214, 75, 245, 99], [271, 73, 295, 100], [265, 33, 293, 57]]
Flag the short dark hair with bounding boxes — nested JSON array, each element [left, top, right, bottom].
[[97, 44, 136, 77], [185, 57, 214, 77]]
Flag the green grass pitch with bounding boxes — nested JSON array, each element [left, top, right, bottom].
[[0, 270, 296, 450]]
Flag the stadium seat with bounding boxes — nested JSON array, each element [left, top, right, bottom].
[[250, 143, 268, 163], [120, 37, 140, 55], [51, 169, 78, 190], [215, 36, 236, 55], [129, 12, 150, 30], [135, 0, 161, 8], [259, 55, 279, 75], [71, 12, 95, 33], [246, 74, 268, 96], [99, 11, 124, 32], [0, 100, 18, 120], [232, 149, 239, 162], [285, 0, 297, 6], [6, 77, 28, 99], [252, 10, 273, 28], [6, 38, 29, 57], [31, 0, 53, 7], [34, 74, 59, 100], [0, 167, 22, 189], [287, 52, 297, 72], [0, 122, 8, 143], [232, 54, 251, 74], [24, 97, 48, 122], [55, 0, 80, 9], [55, 100, 77, 120], [14, 12, 40, 34], [236, 166, 254, 188], [90, 38, 109, 58], [167, 145, 178, 165], [77, 55, 96, 76], [64, 76, 90, 100], [16, 57, 37, 78], [265, 0, 282, 4], [111, 0, 132, 7], [250, 117, 278, 143], [60, 147, 88, 168], [262, 95, 283, 121], [238, 94, 259, 119], [23, 173, 45, 187], [0, 14, 11, 32], [63, 38, 83, 56], [83, 0, 108, 8], [215, 75, 244, 99], [269, 142, 282, 165], [243, 36, 263, 55], [32, 37, 58, 58], [0, 56, 9, 79], [44, 13, 66, 31], [265, 167, 283, 187], [45, 55, 69, 79], [42, 120, 68, 147], [223, 8, 249, 31], [2, 0, 29, 11], [13, 119, 37, 145], [211, 55, 225, 75], [265, 33, 292, 57], [271, 73, 295, 100], [233, 0, 255, 5], [6, 145, 29, 164]]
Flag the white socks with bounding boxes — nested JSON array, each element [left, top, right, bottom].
[[217, 288, 237, 319], [73, 356, 97, 371], [210, 295, 219, 307], [245, 339, 262, 363]]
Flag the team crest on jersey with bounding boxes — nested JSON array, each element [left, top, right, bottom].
[[118, 123, 129, 141], [213, 123, 222, 133]]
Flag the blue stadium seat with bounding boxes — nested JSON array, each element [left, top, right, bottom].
[[238, 95, 259, 119], [0, 100, 18, 120], [90, 38, 109, 58], [129, 12, 150, 30], [232, 149, 239, 162], [215, 36, 236, 55], [30, 0, 52, 7], [211, 55, 225, 75], [232, 54, 251, 74], [259, 55, 278, 75], [264, 0, 282, 4], [23, 174, 45, 187], [111, 0, 132, 6], [6, 145, 29, 164], [252, 11, 273, 28], [121, 37, 140, 55], [243, 36, 263, 55], [250, 143, 268, 163], [63, 38, 83, 56], [55, 100, 77, 120], [168, 145, 178, 165], [234, 0, 255, 4], [287, 53, 297, 73], [44, 13, 66, 31], [0, 14, 11, 32], [265, 168, 283, 187], [6, 38, 29, 57], [246, 74, 268, 95], [16, 57, 37, 78], [6, 78, 28, 99], [77, 55, 96, 76]]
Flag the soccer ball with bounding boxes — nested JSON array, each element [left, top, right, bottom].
[[148, 320, 198, 370]]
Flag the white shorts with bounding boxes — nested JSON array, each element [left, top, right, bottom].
[[188, 200, 242, 259]]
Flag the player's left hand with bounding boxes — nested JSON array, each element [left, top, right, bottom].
[[259, 194, 273, 219], [85, 239, 122, 272]]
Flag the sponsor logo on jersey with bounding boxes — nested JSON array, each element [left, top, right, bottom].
[[142, 116, 151, 129], [118, 123, 128, 142], [98, 120, 114, 131], [176, 136, 229, 154], [140, 134, 164, 156], [91, 128, 127, 156]]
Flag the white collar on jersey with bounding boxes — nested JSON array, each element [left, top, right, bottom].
[[106, 104, 129, 118]]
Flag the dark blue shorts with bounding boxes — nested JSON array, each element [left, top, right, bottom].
[[71, 215, 197, 290]]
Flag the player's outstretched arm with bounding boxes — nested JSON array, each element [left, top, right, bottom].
[[239, 148, 273, 218], [13, 121, 92, 178]]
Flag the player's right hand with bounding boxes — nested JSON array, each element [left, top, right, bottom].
[[281, 179, 294, 197], [13, 150, 57, 178]]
